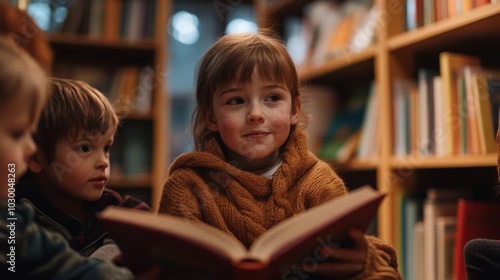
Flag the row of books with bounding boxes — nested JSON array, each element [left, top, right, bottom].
[[405, 0, 497, 31], [304, 81, 377, 164], [399, 188, 500, 280], [110, 119, 152, 177], [307, 52, 499, 163], [392, 52, 500, 157], [53, 64, 156, 116], [287, 0, 377, 68], [60, 0, 157, 40]]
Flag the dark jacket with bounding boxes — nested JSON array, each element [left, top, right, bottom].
[[16, 182, 151, 257], [0, 201, 133, 279]]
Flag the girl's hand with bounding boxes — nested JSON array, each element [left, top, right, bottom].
[[311, 227, 368, 279]]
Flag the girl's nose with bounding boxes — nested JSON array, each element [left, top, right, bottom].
[[247, 103, 265, 123]]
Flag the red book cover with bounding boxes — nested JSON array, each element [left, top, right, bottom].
[[453, 199, 500, 280], [98, 186, 384, 279], [473, 0, 492, 8]]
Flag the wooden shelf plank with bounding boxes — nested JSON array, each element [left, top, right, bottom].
[[390, 154, 497, 169], [258, 0, 312, 17], [388, 3, 500, 52], [299, 46, 377, 82], [324, 158, 379, 171], [48, 33, 157, 51], [108, 173, 152, 188]]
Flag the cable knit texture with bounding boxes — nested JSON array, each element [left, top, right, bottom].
[[159, 132, 401, 279]]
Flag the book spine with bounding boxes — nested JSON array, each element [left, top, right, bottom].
[[232, 260, 269, 280], [103, 0, 122, 39]]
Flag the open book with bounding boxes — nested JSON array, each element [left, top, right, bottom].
[[98, 185, 385, 279]]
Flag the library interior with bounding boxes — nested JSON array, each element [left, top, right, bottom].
[[5, 0, 500, 279]]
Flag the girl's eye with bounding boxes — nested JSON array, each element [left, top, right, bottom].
[[76, 144, 92, 153], [227, 97, 244, 105], [266, 94, 281, 102]]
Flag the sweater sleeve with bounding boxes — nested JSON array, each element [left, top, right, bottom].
[[101, 188, 152, 212], [349, 235, 402, 280], [158, 171, 203, 222], [303, 161, 402, 279], [88, 238, 122, 262]]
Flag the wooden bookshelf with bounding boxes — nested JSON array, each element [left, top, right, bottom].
[[300, 45, 376, 82], [255, 0, 500, 268], [48, 0, 171, 210]]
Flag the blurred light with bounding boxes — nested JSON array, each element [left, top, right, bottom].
[[54, 6, 68, 23], [171, 11, 199, 45], [287, 34, 306, 64], [27, 3, 51, 31], [225, 19, 257, 34]]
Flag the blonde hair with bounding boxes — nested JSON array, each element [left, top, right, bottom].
[[0, 37, 48, 124], [192, 30, 307, 150], [34, 78, 119, 162]]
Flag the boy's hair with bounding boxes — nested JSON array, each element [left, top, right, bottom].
[[0, 37, 48, 123], [0, 2, 53, 74], [34, 78, 119, 162], [192, 30, 308, 150]]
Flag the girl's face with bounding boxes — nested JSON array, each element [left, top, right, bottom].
[[0, 90, 39, 199], [207, 72, 300, 171]]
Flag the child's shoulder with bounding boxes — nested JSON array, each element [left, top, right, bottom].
[[99, 188, 151, 212]]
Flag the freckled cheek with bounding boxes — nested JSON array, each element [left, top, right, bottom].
[[217, 117, 242, 134], [272, 114, 293, 134], [214, 117, 241, 148]]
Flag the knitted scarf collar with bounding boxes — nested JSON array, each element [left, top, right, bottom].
[[169, 131, 317, 196], [168, 131, 319, 245]]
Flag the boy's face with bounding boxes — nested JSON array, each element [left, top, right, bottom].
[[0, 92, 38, 199], [37, 128, 114, 202], [207, 72, 300, 171]]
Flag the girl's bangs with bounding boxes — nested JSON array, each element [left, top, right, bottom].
[[214, 46, 293, 90]]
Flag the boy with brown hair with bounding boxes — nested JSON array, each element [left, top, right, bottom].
[[17, 77, 151, 261]]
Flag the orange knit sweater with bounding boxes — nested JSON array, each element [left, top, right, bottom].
[[159, 132, 401, 279]]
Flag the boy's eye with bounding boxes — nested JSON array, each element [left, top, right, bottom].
[[76, 144, 92, 153], [104, 145, 112, 153], [227, 97, 244, 105], [12, 130, 25, 140]]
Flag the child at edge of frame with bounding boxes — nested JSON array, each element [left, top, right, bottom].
[[463, 110, 500, 280], [0, 37, 162, 280]]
